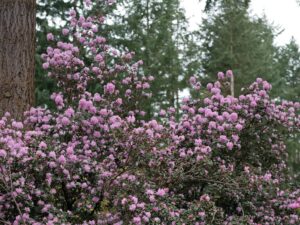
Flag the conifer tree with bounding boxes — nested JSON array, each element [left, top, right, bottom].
[[202, 0, 251, 12], [108, 0, 195, 116], [275, 38, 300, 100], [198, 0, 278, 96]]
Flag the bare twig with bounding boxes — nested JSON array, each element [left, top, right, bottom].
[[0, 219, 11, 225]]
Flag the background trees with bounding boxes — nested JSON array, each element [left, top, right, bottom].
[[111, 0, 189, 116], [202, 0, 251, 12], [275, 38, 300, 100], [198, 1, 278, 96]]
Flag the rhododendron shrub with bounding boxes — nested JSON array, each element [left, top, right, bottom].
[[1, 2, 300, 225]]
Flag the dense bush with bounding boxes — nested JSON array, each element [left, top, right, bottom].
[[1, 1, 300, 224]]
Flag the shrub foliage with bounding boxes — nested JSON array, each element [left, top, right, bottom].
[[0, 1, 300, 224]]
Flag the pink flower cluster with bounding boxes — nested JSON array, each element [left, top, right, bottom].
[[1, 1, 300, 224]]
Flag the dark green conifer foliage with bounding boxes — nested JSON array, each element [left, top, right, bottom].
[[110, 0, 198, 117], [275, 38, 300, 100], [198, 1, 278, 96], [203, 0, 251, 12]]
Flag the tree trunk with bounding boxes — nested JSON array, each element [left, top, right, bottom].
[[0, 0, 36, 120]]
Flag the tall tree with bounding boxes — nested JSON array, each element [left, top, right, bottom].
[[198, 0, 278, 96], [202, 0, 251, 12], [113, 0, 194, 116], [0, 0, 36, 119], [275, 38, 300, 100]]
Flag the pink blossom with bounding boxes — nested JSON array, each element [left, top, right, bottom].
[[0, 149, 7, 158], [235, 124, 243, 131], [263, 172, 272, 182], [189, 76, 196, 85], [288, 202, 300, 209], [229, 112, 238, 122], [105, 83, 115, 94], [47, 33, 54, 41], [133, 216, 141, 224], [226, 70, 233, 78], [55, 95, 64, 106], [62, 28, 69, 36], [39, 141, 47, 149], [95, 54, 104, 62], [64, 107, 74, 117], [58, 155, 66, 164], [61, 117, 70, 126], [226, 142, 234, 150], [200, 194, 210, 202], [129, 204, 136, 211], [49, 151, 56, 159], [219, 135, 228, 143], [43, 62, 50, 69], [90, 116, 98, 125], [217, 72, 225, 80], [156, 188, 167, 197]]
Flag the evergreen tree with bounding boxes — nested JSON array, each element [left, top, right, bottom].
[[198, 1, 278, 96], [110, 0, 195, 117], [275, 38, 300, 100], [202, 0, 251, 12]]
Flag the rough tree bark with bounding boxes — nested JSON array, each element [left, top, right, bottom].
[[0, 0, 36, 119]]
